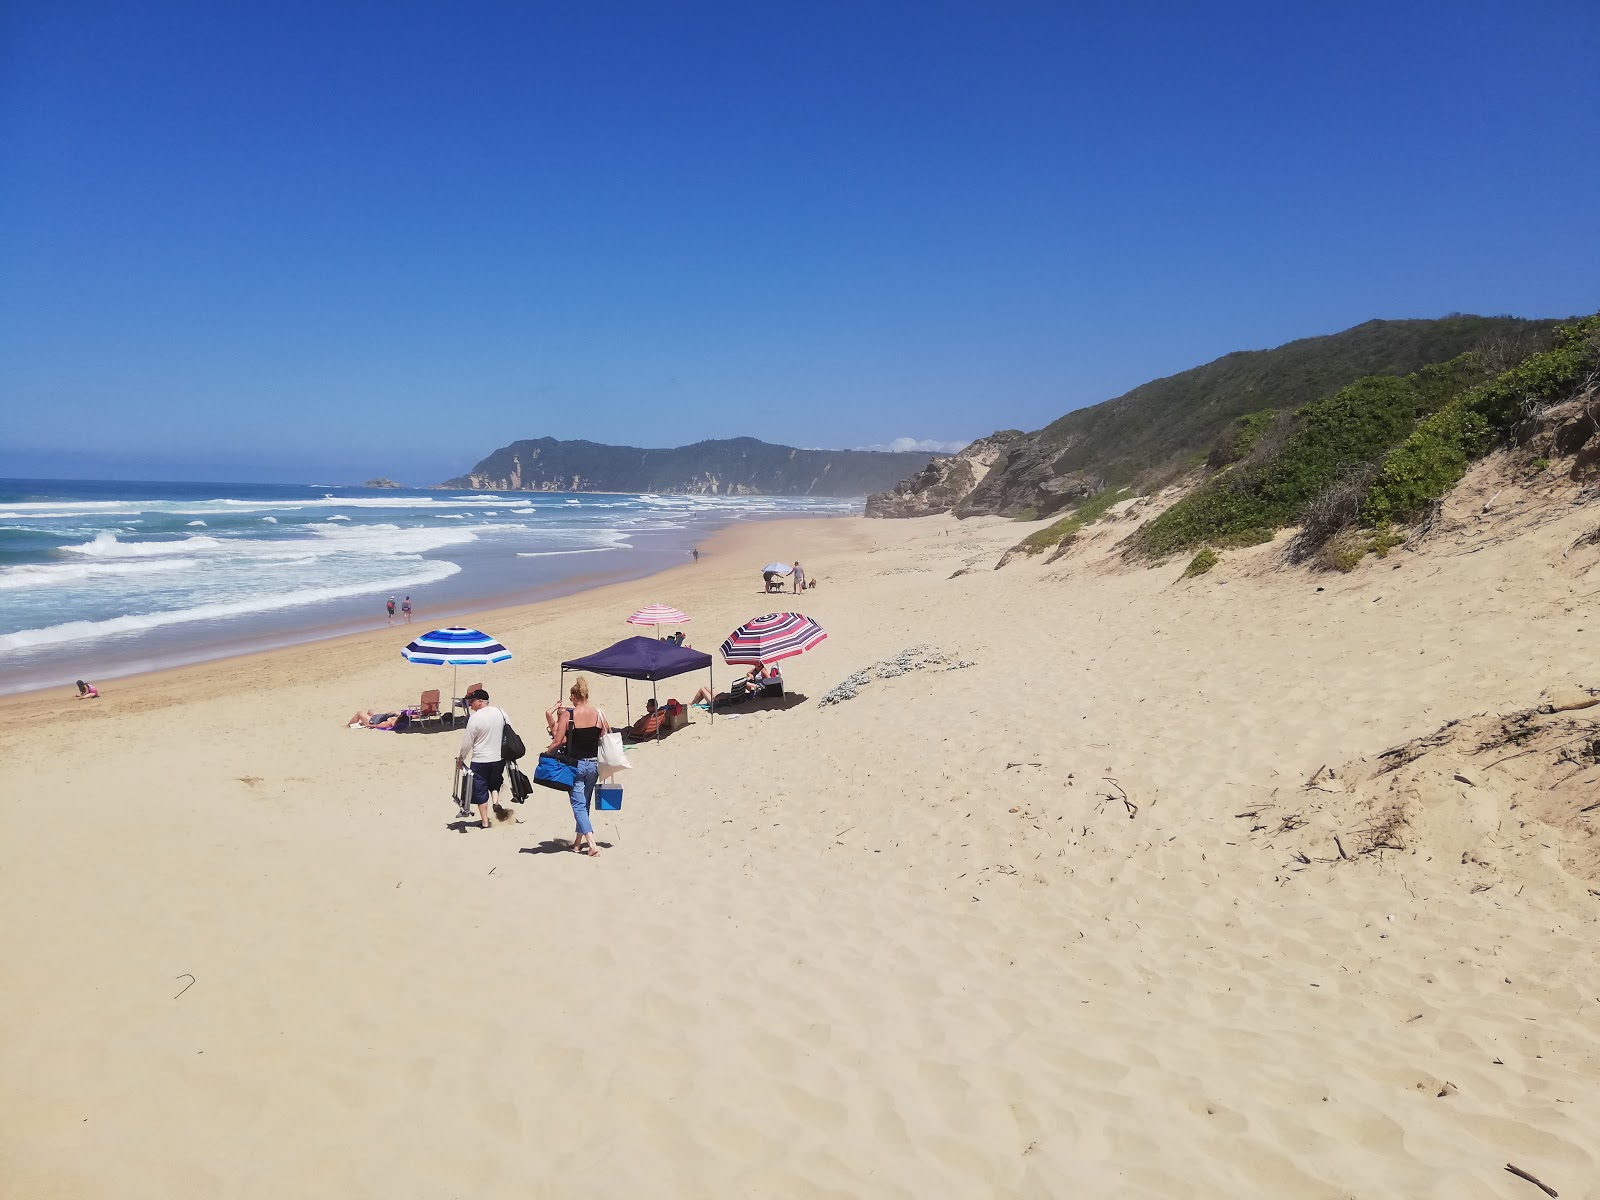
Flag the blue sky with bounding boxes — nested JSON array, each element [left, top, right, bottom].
[[2, 1, 1596, 485]]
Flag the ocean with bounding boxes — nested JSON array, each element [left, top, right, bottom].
[[0, 479, 856, 696]]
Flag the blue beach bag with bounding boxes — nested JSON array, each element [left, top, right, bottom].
[[533, 753, 577, 792], [596, 786, 623, 812]]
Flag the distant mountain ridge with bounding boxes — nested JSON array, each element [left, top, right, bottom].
[[440, 436, 930, 497], [868, 314, 1571, 519]]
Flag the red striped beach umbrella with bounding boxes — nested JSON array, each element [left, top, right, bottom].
[[720, 612, 827, 665], [626, 603, 690, 637]]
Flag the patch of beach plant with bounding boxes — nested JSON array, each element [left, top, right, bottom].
[[1528, 457, 1551, 473], [1011, 507, 1039, 522], [1182, 548, 1219, 577], [997, 487, 1133, 566], [1312, 523, 1406, 573]]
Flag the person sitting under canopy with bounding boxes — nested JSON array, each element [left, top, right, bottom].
[[622, 698, 665, 742]]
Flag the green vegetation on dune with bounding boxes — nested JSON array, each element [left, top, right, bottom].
[[1126, 312, 1600, 562], [1029, 315, 1568, 489], [1362, 313, 1600, 524], [1130, 356, 1486, 558]]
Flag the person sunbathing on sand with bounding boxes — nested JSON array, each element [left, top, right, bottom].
[[346, 709, 408, 730], [690, 664, 779, 708]]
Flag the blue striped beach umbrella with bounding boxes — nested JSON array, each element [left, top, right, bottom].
[[401, 626, 513, 711], [401, 626, 512, 666], [720, 612, 826, 666]]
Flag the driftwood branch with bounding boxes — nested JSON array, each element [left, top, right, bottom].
[[1504, 1162, 1558, 1197]]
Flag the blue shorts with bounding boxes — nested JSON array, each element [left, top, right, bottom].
[[470, 760, 505, 806]]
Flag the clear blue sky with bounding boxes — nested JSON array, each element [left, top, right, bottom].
[[3, 1, 1596, 485]]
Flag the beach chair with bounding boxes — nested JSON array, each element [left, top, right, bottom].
[[452, 682, 483, 726], [417, 689, 444, 729]]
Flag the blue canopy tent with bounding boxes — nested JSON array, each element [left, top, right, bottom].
[[559, 635, 716, 730]]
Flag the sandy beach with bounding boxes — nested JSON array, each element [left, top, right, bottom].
[[3, 465, 1598, 1199]]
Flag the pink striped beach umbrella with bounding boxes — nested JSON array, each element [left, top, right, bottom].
[[719, 612, 827, 666], [626, 603, 690, 637]]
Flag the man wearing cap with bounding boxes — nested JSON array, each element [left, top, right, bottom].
[[454, 687, 506, 828]]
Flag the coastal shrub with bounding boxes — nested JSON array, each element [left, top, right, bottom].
[[1362, 313, 1600, 524], [1130, 356, 1485, 559], [1182, 548, 1219, 577], [1012, 507, 1039, 522], [1284, 465, 1378, 563], [1206, 409, 1280, 470], [1530, 457, 1551, 473]]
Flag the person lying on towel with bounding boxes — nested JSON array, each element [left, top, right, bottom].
[[346, 709, 412, 730]]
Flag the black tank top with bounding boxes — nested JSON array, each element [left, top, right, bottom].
[[567, 722, 602, 760]]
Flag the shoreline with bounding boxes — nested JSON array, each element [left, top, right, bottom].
[[0, 512, 847, 712], [0, 508, 850, 703]]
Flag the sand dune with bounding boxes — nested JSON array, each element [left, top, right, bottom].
[[3, 467, 1598, 1198]]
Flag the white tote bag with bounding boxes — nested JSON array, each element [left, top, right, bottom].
[[595, 710, 630, 784], [596, 727, 631, 780]]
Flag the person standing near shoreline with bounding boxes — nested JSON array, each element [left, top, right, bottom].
[[386, 596, 396, 624], [454, 688, 506, 829], [401, 596, 412, 623], [547, 676, 609, 857]]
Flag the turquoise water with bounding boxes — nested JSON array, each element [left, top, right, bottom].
[[0, 479, 854, 694]]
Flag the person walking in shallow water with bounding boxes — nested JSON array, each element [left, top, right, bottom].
[[401, 595, 412, 623], [386, 596, 396, 624]]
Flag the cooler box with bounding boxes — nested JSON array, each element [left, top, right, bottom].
[[596, 786, 624, 811]]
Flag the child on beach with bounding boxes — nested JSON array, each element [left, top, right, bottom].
[[74, 680, 99, 699]]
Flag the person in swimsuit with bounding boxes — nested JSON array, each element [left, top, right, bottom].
[[346, 709, 408, 729], [74, 679, 99, 699], [546, 676, 610, 856], [401, 596, 412, 623]]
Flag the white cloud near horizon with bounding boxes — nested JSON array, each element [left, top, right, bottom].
[[856, 437, 971, 455]]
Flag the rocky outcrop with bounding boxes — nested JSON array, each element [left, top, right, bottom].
[[363, 477, 404, 489], [864, 433, 1023, 518], [954, 441, 1100, 519]]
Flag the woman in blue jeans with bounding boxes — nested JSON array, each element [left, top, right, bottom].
[[546, 675, 610, 857]]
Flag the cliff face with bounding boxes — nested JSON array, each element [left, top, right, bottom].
[[864, 433, 1022, 518], [439, 437, 929, 498]]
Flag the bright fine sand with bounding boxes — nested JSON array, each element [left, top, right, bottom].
[[3, 475, 1599, 1199]]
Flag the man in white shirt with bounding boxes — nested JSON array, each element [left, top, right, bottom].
[[455, 688, 506, 828]]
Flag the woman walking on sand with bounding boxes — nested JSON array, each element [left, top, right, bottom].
[[547, 676, 610, 857]]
